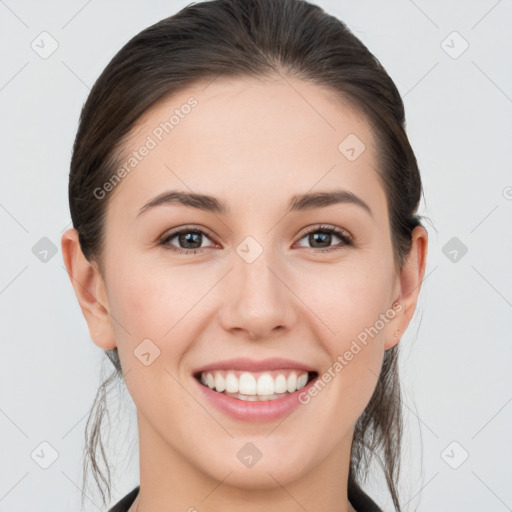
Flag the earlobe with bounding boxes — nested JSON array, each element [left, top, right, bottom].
[[61, 228, 117, 350], [382, 327, 401, 351], [384, 225, 428, 350]]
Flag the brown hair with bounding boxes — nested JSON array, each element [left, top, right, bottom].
[[69, 0, 424, 509]]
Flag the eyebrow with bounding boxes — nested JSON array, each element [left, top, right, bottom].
[[137, 189, 373, 218]]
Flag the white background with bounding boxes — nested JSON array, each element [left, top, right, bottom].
[[1, 1, 511, 511]]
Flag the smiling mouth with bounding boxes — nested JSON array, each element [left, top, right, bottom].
[[194, 369, 319, 401]]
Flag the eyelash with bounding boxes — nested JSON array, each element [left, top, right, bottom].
[[158, 224, 353, 255]]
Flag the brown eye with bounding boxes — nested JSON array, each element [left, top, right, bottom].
[[295, 225, 353, 252], [160, 227, 217, 254]]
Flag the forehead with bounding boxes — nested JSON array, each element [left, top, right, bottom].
[[109, 74, 387, 222]]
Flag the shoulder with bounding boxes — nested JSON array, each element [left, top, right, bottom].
[[348, 481, 383, 512], [108, 486, 140, 512]]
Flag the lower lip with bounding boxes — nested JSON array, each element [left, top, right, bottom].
[[194, 374, 318, 423]]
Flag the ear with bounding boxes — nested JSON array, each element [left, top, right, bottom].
[[61, 228, 117, 350], [384, 225, 428, 350]]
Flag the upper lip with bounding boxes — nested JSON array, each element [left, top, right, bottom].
[[193, 357, 318, 375]]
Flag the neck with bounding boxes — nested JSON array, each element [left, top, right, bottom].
[[132, 413, 357, 512]]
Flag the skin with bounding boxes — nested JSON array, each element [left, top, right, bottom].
[[62, 74, 428, 512]]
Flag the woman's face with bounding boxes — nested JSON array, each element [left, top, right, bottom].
[[78, 75, 422, 494]]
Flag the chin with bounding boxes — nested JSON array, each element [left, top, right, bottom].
[[217, 463, 308, 491]]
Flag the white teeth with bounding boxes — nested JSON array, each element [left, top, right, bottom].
[[225, 373, 239, 393], [227, 392, 289, 401], [214, 372, 226, 392], [274, 374, 287, 394], [296, 373, 308, 390], [199, 369, 311, 396], [286, 372, 297, 393], [239, 372, 257, 395], [256, 374, 274, 395]]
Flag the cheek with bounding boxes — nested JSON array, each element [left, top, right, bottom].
[[108, 262, 192, 337], [312, 261, 393, 346], [104, 269, 184, 380], [308, 257, 392, 403], [109, 268, 199, 414], [302, 276, 389, 441]]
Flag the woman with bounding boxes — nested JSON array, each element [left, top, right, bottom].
[[61, 0, 428, 510]]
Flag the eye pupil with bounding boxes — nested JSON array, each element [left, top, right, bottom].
[[179, 232, 202, 249], [310, 232, 331, 248]]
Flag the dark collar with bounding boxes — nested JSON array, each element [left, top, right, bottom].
[[109, 483, 383, 512]]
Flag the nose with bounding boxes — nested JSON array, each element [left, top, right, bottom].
[[217, 248, 299, 341]]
